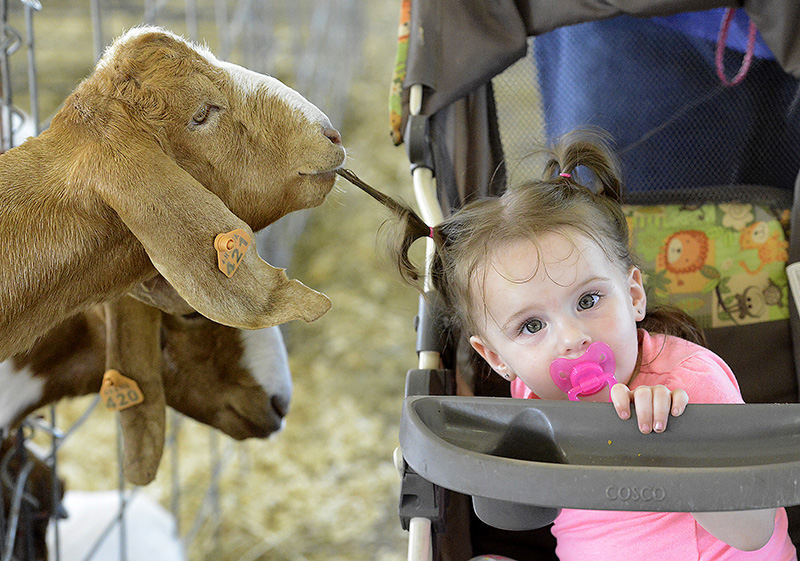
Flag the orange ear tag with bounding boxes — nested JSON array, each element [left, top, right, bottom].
[[214, 228, 252, 278], [101, 369, 145, 411]]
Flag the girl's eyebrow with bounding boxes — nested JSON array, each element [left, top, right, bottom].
[[497, 275, 613, 332], [499, 307, 537, 333]]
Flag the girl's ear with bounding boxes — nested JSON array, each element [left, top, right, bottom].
[[628, 266, 647, 321], [469, 335, 513, 379]]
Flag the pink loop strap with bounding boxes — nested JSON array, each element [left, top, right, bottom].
[[559, 172, 572, 178], [715, 8, 757, 87]]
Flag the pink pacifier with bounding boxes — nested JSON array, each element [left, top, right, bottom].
[[549, 342, 617, 401]]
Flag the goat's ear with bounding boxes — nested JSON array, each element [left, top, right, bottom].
[[104, 296, 165, 486], [128, 275, 195, 316], [94, 143, 330, 329]]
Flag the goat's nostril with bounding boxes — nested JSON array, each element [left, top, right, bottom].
[[271, 394, 290, 419], [322, 127, 342, 145]]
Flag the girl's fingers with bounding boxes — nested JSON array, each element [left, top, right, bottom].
[[610, 383, 632, 420], [671, 388, 689, 416], [651, 384, 672, 433], [611, 384, 689, 434], [633, 386, 654, 433]]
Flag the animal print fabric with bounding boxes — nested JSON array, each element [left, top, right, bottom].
[[624, 202, 790, 328]]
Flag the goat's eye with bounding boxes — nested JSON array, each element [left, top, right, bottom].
[[190, 105, 213, 126]]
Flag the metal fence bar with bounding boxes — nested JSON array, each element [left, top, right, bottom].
[[116, 420, 128, 561], [0, 0, 20, 152], [50, 406, 61, 561], [91, 0, 103, 61], [184, 0, 197, 41], [22, 0, 39, 136]]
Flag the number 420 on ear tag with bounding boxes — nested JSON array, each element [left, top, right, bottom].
[[214, 229, 251, 278], [101, 369, 144, 411]]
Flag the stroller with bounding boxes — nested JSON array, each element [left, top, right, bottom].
[[389, 2, 800, 560]]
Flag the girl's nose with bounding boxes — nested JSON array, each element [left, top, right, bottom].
[[558, 323, 591, 356]]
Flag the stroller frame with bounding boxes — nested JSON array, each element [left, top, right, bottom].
[[394, 2, 800, 560]]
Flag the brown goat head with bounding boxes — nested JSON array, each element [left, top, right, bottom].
[[0, 26, 345, 343], [0, 306, 291, 443], [160, 312, 291, 439], [78, 27, 344, 329]]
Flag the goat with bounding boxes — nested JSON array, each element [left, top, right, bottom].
[[0, 25, 345, 361], [0, 302, 292, 441], [0, 302, 290, 556]]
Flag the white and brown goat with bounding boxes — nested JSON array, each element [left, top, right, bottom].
[[0, 305, 291, 558], [0, 25, 345, 362], [0, 304, 292, 440]]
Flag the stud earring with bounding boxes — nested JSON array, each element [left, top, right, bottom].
[[496, 365, 516, 382]]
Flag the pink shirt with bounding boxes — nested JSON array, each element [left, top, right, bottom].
[[510, 330, 797, 561]]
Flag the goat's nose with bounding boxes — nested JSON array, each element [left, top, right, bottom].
[[271, 394, 290, 419], [322, 126, 342, 145]]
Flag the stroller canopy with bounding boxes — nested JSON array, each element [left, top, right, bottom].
[[400, 0, 800, 122]]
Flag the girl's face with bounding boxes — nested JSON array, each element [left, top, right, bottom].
[[469, 230, 646, 401]]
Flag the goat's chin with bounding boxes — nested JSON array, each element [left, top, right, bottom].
[[287, 172, 337, 210], [215, 406, 283, 440]]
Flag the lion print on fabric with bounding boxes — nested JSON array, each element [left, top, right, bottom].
[[625, 202, 789, 328]]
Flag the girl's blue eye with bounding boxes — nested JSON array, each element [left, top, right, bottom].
[[522, 318, 545, 334], [578, 292, 600, 310]]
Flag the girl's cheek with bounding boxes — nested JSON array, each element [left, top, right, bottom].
[[522, 376, 564, 401]]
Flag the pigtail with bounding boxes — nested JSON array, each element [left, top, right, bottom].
[[336, 168, 435, 285], [546, 130, 624, 203], [538, 137, 708, 347]]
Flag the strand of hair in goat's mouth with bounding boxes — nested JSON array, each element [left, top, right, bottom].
[[336, 168, 412, 218]]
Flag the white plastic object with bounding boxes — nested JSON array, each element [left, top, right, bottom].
[[407, 517, 432, 561]]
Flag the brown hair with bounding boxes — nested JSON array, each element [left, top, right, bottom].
[[353, 132, 704, 345]]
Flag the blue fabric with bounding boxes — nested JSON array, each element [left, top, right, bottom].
[[533, 14, 800, 192], [652, 9, 774, 60]]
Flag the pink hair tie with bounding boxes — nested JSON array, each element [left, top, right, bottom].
[[428, 227, 435, 239], [559, 172, 572, 178], [715, 8, 756, 87]]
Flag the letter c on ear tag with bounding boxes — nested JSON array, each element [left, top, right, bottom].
[[214, 228, 251, 278]]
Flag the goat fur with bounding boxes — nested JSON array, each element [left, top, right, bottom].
[[3, 291, 292, 484], [0, 26, 345, 361], [5, 303, 290, 439]]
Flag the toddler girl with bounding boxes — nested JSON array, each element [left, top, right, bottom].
[[367, 133, 796, 559]]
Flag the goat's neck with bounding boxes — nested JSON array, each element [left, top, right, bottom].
[[0, 136, 156, 360], [5, 313, 106, 428]]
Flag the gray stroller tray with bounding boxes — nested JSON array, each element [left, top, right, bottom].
[[400, 395, 800, 530]]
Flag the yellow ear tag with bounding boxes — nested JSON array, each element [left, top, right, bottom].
[[101, 369, 144, 411], [214, 228, 251, 278]]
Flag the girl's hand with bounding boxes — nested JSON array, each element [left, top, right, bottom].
[[610, 383, 689, 434]]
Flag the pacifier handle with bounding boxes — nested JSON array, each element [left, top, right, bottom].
[[550, 342, 617, 401]]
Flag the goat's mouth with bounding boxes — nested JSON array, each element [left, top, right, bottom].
[[220, 404, 282, 440], [298, 170, 337, 181], [297, 165, 342, 204], [297, 148, 346, 179], [297, 165, 342, 179]]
